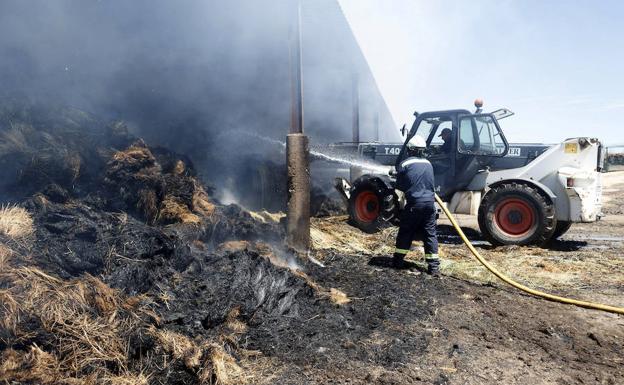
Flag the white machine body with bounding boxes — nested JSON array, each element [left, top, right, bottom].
[[450, 137, 603, 222]]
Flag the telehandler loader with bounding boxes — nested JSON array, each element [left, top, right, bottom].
[[336, 100, 605, 246]]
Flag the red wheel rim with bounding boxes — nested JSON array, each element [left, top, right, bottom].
[[494, 197, 536, 237], [355, 191, 380, 223]]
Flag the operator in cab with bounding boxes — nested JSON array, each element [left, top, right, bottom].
[[439, 128, 453, 153], [392, 135, 440, 275]]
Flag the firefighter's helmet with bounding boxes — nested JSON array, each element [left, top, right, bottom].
[[406, 135, 427, 150]]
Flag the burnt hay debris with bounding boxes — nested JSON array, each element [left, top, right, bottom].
[[0, 99, 351, 384]]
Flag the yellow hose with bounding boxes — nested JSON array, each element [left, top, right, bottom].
[[434, 194, 624, 315]]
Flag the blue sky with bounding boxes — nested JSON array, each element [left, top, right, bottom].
[[338, 0, 624, 146]]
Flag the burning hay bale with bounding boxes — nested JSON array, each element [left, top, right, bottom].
[[0, 99, 218, 228], [0, 99, 367, 384], [0, 100, 284, 270]]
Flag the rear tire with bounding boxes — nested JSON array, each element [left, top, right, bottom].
[[348, 176, 397, 234], [552, 221, 572, 239], [478, 182, 557, 246]]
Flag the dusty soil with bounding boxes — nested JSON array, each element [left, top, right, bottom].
[[0, 101, 622, 385]]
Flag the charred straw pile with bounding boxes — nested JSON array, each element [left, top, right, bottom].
[[0, 99, 345, 384], [0, 258, 267, 384]]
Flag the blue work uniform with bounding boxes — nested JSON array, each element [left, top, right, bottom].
[[393, 156, 439, 266]]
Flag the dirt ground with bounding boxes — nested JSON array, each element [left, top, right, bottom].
[[302, 171, 624, 385]]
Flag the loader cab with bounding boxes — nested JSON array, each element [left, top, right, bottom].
[[398, 108, 509, 200]]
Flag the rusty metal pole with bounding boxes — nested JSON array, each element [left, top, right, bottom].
[[286, 0, 310, 252]]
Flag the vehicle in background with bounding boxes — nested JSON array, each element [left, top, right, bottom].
[[336, 100, 604, 246]]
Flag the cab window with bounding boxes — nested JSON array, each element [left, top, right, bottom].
[[414, 119, 434, 143], [415, 117, 453, 148], [458, 114, 506, 155], [459, 117, 475, 152]]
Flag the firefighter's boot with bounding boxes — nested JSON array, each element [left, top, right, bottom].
[[426, 255, 440, 276], [392, 254, 405, 269]]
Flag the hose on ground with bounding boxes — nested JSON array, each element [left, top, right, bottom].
[[434, 194, 624, 315]]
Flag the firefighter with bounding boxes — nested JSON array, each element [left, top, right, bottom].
[[393, 135, 440, 275]]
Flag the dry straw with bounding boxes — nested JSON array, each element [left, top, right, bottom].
[[0, 263, 257, 384], [0, 205, 34, 239], [0, 266, 157, 383]]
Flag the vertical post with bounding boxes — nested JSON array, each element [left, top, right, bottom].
[[351, 72, 360, 143], [287, 0, 310, 252], [374, 104, 380, 142], [289, 1, 304, 135]]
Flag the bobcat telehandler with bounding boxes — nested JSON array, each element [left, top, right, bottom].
[[335, 100, 605, 246]]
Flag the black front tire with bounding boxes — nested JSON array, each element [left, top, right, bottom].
[[478, 182, 557, 246]]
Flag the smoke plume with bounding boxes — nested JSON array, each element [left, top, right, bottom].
[[0, 0, 397, 209]]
